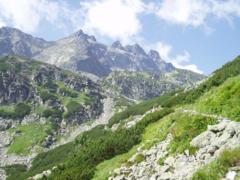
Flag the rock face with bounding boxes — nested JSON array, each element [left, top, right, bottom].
[[0, 27, 52, 57], [110, 119, 240, 180], [0, 56, 104, 126], [101, 70, 205, 100]]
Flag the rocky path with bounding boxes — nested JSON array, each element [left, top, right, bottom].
[[111, 113, 240, 180]]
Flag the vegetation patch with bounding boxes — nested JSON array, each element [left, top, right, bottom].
[[194, 76, 240, 121], [108, 93, 174, 127], [0, 103, 31, 119], [7, 123, 51, 155], [168, 112, 217, 154], [134, 153, 145, 163], [93, 112, 174, 180], [192, 147, 240, 180]]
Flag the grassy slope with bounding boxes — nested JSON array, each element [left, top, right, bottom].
[[7, 123, 51, 155], [93, 112, 217, 179], [192, 148, 240, 180], [93, 57, 240, 179], [194, 75, 240, 121]]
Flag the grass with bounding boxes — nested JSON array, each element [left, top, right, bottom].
[[93, 113, 174, 180], [158, 156, 167, 166], [108, 92, 174, 127], [7, 123, 51, 155], [192, 147, 240, 180], [5, 142, 77, 180], [134, 153, 145, 163], [194, 75, 240, 121], [0, 103, 31, 119], [55, 81, 78, 98], [92, 145, 139, 180], [168, 112, 217, 154]]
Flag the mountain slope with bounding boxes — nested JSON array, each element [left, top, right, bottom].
[[0, 56, 104, 155], [0, 27, 52, 57], [5, 56, 240, 180], [101, 69, 205, 100]]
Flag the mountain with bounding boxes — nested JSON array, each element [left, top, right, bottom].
[[0, 27, 205, 100], [34, 30, 111, 77], [3, 56, 240, 180], [0, 27, 52, 57], [0, 27, 203, 80], [0, 56, 104, 152], [101, 69, 205, 100]]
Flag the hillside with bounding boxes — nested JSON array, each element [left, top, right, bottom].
[[101, 70, 204, 100], [0, 56, 105, 156], [2, 56, 240, 180]]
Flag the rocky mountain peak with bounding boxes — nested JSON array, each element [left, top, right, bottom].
[[125, 43, 146, 55], [72, 29, 96, 42], [111, 41, 124, 50], [148, 50, 162, 61]]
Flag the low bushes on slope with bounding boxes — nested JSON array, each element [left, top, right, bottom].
[[108, 93, 174, 127], [0, 103, 31, 119]]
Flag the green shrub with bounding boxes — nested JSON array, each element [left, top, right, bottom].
[[108, 93, 174, 127], [14, 103, 31, 118], [39, 90, 58, 102], [66, 101, 81, 114], [134, 154, 145, 163], [50, 108, 173, 180], [158, 156, 166, 166], [0, 103, 31, 119], [168, 113, 217, 154], [42, 108, 62, 119], [4, 164, 27, 180]]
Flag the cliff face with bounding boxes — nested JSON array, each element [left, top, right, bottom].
[[0, 56, 104, 127]]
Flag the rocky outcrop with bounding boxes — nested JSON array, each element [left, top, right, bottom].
[[0, 56, 104, 126], [0, 27, 52, 57], [111, 119, 240, 180], [101, 70, 205, 100]]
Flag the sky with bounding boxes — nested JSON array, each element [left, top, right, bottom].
[[0, 0, 240, 74]]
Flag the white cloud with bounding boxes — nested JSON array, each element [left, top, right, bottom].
[[151, 42, 203, 74], [155, 0, 240, 28], [157, 0, 210, 27], [0, 0, 81, 33], [0, 17, 5, 27], [80, 0, 145, 42]]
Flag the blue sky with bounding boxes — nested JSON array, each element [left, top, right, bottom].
[[0, 0, 240, 74]]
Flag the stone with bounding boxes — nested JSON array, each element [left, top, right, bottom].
[[208, 121, 228, 133], [206, 145, 218, 155], [226, 171, 237, 180], [164, 157, 175, 166]]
